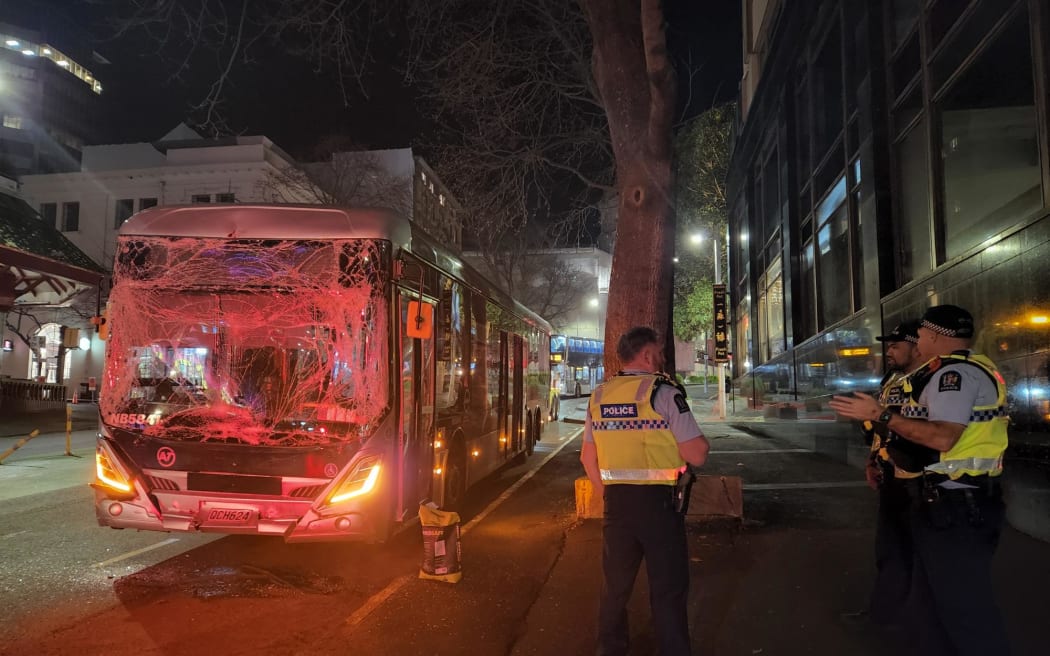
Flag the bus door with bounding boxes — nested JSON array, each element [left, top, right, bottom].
[[511, 334, 523, 453], [398, 293, 436, 521], [497, 331, 509, 458]]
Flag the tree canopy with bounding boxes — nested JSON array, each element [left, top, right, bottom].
[[671, 102, 734, 342], [108, 0, 686, 372]]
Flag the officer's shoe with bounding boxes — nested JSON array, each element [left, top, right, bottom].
[[838, 609, 904, 634]]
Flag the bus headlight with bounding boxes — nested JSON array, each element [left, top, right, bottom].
[[327, 455, 382, 504], [94, 444, 134, 497]]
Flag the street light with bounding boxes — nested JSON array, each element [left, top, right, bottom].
[[689, 232, 721, 284]]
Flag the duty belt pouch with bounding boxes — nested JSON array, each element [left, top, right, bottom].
[[921, 476, 952, 529], [963, 489, 984, 527]]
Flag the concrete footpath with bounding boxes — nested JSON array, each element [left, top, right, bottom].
[[514, 391, 1050, 656], [0, 402, 99, 500]]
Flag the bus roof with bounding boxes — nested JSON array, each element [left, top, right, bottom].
[[118, 204, 552, 333], [118, 204, 412, 245]]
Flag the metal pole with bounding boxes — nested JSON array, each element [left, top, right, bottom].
[[703, 330, 709, 395]]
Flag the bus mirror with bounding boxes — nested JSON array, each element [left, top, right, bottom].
[[406, 301, 434, 339]]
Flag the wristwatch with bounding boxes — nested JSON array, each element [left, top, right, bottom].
[[875, 408, 894, 425]]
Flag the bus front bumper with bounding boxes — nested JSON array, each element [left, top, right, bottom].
[[93, 487, 380, 542]]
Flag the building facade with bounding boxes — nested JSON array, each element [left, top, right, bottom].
[[19, 125, 310, 270], [730, 0, 1050, 456], [0, 20, 107, 176]]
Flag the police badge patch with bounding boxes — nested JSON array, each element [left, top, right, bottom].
[[673, 394, 691, 414], [938, 371, 962, 392]]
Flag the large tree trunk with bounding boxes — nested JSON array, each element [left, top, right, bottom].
[[580, 0, 677, 375]]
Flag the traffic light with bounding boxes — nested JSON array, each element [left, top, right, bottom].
[[90, 312, 109, 341]]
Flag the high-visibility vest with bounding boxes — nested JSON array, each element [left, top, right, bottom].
[[869, 371, 931, 478], [588, 374, 684, 485], [865, 369, 923, 476], [901, 352, 1008, 479]]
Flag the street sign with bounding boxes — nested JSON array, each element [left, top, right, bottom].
[[713, 284, 728, 362]]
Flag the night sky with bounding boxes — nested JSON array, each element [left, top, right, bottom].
[[12, 1, 741, 158]]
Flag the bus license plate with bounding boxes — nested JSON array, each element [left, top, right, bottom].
[[205, 508, 255, 524]]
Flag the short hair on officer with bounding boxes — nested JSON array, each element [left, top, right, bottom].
[[617, 326, 659, 362]]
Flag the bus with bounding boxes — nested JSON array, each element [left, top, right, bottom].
[[92, 204, 552, 543], [549, 335, 604, 397]]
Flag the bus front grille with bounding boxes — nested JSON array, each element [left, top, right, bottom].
[[186, 472, 282, 495], [146, 475, 181, 491], [289, 484, 326, 499]]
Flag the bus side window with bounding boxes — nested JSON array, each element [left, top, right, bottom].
[[436, 277, 467, 413]]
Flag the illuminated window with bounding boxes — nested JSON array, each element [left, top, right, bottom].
[[2, 115, 22, 129]]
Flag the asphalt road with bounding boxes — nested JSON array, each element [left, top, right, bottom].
[[0, 419, 585, 656]]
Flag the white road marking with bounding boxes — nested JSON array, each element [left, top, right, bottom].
[[461, 427, 580, 536], [344, 574, 415, 628], [345, 426, 583, 629], [1, 529, 29, 540], [743, 481, 869, 490], [91, 537, 181, 568], [710, 449, 812, 454]]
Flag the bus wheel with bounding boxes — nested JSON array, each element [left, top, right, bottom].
[[525, 411, 536, 456], [444, 441, 467, 511]]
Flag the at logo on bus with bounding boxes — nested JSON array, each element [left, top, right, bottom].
[[157, 447, 177, 468], [600, 403, 638, 419]]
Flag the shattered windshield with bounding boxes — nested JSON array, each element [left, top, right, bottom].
[[101, 237, 390, 446]]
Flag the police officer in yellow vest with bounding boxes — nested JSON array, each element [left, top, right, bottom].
[[830, 305, 1009, 656], [580, 326, 710, 656], [851, 319, 926, 630]]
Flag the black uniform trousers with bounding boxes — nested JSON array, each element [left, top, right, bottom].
[[598, 483, 690, 656], [869, 472, 914, 627], [905, 481, 1010, 656]]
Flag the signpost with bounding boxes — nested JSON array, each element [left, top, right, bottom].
[[713, 283, 728, 419]]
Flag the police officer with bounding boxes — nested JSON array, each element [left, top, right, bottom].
[[854, 320, 924, 629], [580, 326, 710, 656], [830, 305, 1010, 656]]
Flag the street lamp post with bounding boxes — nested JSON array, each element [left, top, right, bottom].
[[691, 232, 727, 419]]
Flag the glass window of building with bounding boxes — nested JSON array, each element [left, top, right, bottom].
[[61, 202, 79, 232], [757, 256, 785, 362], [815, 177, 851, 328], [114, 198, 134, 228], [2, 115, 23, 129], [938, 10, 1041, 260], [216, 192, 235, 203], [890, 0, 921, 49], [39, 202, 57, 226], [895, 119, 933, 281], [760, 147, 780, 245], [139, 198, 158, 211], [799, 237, 817, 339], [191, 194, 211, 204], [812, 21, 843, 163]]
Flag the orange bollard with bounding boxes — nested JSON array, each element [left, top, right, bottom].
[[66, 404, 73, 456]]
